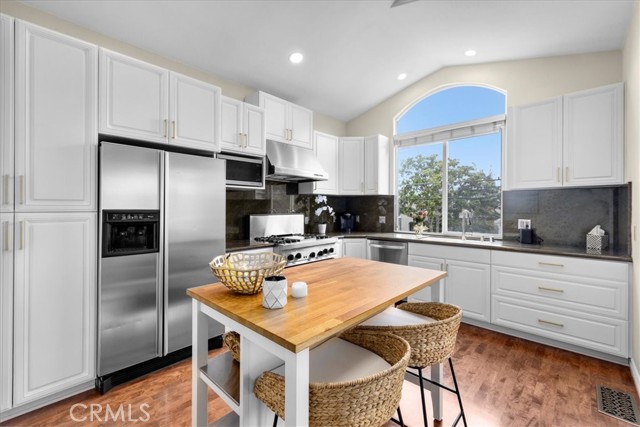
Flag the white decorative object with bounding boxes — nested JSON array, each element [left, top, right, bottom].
[[292, 282, 308, 298], [317, 223, 327, 235], [263, 276, 288, 309]]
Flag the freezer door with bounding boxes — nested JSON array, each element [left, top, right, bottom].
[[99, 253, 161, 376], [165, 154, 225, 353], [100, 142, 161, 210]]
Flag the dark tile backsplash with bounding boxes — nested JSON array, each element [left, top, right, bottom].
[[503, 184, 630, 252], [226, 182, 394, 240], [227, 182, 631, 256]]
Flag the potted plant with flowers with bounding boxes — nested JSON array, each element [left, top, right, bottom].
[[314, 195, 335, 235], [411, 210, 428, 236]]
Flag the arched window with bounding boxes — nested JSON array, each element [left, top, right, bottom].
[[395, 85, 506, 236]]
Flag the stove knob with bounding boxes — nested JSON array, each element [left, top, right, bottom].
[[309, 252, 316, 258], [328, 248, 334, 253], [287, 254, 295, 261], [295, 253, 302, 259]]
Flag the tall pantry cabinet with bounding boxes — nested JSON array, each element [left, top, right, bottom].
[[1, 17, 97, 416]]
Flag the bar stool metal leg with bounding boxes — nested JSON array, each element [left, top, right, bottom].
[[448, 358, 467, 427], [417, 368, 430, 427]]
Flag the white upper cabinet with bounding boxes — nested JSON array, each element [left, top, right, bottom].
[[169, 73, 221, 151], [99, 49, 168, 143], [364, 135, 389, 195], [506, 83, 624, 189], [1, 15, 14, 213], [563, 84, 623, 187], [339, 137, 365, 195], [246, 91, 313, 149], [299, 131, 340, 195], [100, 49, 222, 151], [339, 135, 389, 195], [220, 96, 265, 156], [15, 21, 97, 212], [507, 97, 563, 189]]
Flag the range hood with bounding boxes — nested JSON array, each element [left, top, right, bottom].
[[265, 139, 328, 183]]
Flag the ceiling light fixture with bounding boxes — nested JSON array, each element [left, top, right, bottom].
[[289, 52, 304, 64], [397, 73, 407, 81], [464, 50, 477, 57]]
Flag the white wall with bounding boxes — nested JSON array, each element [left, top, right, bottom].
[[347, 51, 622, 138], [623, 0, 640, 392], [0, 1, 347, 136]]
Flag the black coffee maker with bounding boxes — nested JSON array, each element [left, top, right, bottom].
[[340, 213, 355, 233]]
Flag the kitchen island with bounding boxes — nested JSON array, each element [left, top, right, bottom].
[[187, 257, 446, 426]]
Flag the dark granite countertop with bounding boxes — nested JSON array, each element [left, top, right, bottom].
[[332, 232, 631, 262]]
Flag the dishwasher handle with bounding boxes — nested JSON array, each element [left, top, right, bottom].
[[369, 243, 406, 250]]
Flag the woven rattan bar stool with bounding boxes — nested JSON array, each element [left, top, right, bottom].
[[253, 329, 411, 427], [355, 302, 467, 427]]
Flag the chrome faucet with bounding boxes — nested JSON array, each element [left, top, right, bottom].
[[459, 209, 473, 240]]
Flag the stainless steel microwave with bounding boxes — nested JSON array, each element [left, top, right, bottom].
[[217, 152, 265, 189]]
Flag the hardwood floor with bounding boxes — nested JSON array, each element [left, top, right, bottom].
[[2, 324, 637, 427]]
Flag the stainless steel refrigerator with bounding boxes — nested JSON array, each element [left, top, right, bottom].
[[97, 139, 225, 390]]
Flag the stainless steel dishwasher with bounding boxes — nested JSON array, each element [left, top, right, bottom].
[[367, 240, 408, 265]]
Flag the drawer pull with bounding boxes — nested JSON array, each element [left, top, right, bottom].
[[538, 262, 564, 268], [538, 286, 564, 293], [538, 319, 564, 328]]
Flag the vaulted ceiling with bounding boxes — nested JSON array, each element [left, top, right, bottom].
[[20, 0, 635, 122]]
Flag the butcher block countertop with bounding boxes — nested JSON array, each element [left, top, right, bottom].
[[187, 257, 446, 353]]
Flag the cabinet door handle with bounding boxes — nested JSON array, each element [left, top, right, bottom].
[[288, 129, 293, 141], [538, 286, 564, 293], [2, 174, 9, 205], [19, 175, 25, 205], [3, 221, 10, 251], [163, 119, 168, 138], [172, 121, 177, 139], [538, 319, 564, 328], [538, 262, 564, 268], [243, 133, 248, 148], [19, 221, 25, 250], [565, 166, 569, 182], [557, 167, 561, 183]]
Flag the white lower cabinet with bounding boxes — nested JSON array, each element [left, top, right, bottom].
[[0, 213, 13, 412], [491, 251, 629, 357], [343, 238, 367, 259], [12, 212, 96, 405], [408, 243, 491, 322]]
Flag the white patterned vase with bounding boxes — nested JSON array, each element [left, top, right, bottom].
[[262, 276, 288, 309], [414, 223, 426, 236]]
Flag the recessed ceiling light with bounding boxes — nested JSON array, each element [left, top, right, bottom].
[[397, 73, 407, 81], [465, 50, 477, 57], [289, 52, 304, 64]]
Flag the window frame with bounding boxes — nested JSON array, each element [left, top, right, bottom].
[[394, 114, 506, 238]]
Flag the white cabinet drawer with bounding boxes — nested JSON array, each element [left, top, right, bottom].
[[408, 243, 490, 264], [492, 296, 628, 357], [492, 266, 627, 319], [491, 250, 628, 282]]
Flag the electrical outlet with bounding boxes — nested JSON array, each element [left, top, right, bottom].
[[356, 215, 360, 223], [304, 216, 309, 225], [517, 219, 532, 229], [379, 216, 386, 224]]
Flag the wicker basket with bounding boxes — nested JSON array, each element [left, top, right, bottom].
[[209, 252, 286, 294]]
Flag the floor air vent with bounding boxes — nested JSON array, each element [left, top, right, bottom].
[[596, 385, 640, 426]]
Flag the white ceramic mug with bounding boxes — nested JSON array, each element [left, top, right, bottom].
[[291, 281, 308, 298], [263, 276, 287, 309]]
